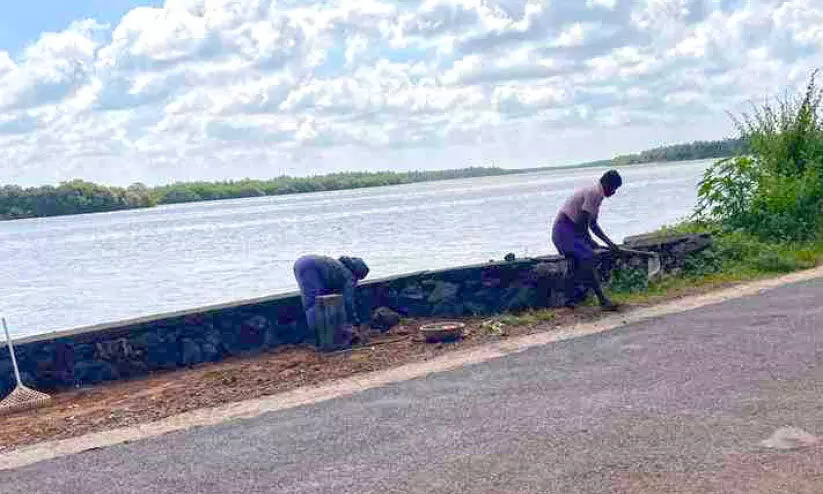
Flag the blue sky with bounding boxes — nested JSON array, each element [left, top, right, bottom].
[[1, 0, 821, 186], [0, 1, 163, 55]]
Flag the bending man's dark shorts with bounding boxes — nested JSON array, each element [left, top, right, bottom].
[[552, 214, 595, 261]]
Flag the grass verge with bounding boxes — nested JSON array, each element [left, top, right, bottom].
[[608, 225, 823, 305]]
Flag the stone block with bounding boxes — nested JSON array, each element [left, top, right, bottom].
[[532, 261, 568, 279], [504, 287, 537, 312], [0, 360, 13, 395], [275, 321, 305, 345], [179, 338, 203, 366], [73, 361, 117, 385], [204, 329, 222, 347], [426, 281, 460, 305], [201, 342, 222, 362], [463, 302, 491, 316], [237, 315, 269, 351], [141, 333, 180, 369], [431, 302, 464, 317], [398, 283, 426, 300], [371, 307, 401, 331]]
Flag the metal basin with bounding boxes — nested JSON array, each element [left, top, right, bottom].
[[420, 321, 465, 343]]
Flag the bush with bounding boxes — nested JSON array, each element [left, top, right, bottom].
[[683, 248, 723, 277], [609, 267, 649, 293], [694, 70, 823, 242], [700, 231, 812, 274], [751, 248, 800, 273]]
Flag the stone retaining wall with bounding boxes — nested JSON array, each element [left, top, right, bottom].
[[0, 234, 710, 394]]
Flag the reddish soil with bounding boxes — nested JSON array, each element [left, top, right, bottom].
[[0, 308, 606, 452]]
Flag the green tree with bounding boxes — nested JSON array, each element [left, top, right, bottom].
[[694, 70, 823, 242]]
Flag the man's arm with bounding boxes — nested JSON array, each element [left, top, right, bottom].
[[578, 211, 619, 250], [590, 219, 619, 250]]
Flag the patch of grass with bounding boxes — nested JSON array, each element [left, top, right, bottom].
[[608, 271, 764, 305], [495, 309, 557, 327], [609, 266, 650, 293], [608, 231, 823, 305]]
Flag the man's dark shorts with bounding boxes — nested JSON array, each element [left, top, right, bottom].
[[552, 214, 596, 261]]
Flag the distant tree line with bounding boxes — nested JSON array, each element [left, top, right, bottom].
[[0, 180, 155, 220], [0, 138, 747, 221], [0, 168, 515, 220], [151, 168, 516, 205], [610, 137, 748, 166]]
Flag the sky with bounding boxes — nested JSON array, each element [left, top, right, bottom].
[[0, 0, 821, 187]]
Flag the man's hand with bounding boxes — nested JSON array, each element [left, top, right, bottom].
[[590, 219, 620, 253]]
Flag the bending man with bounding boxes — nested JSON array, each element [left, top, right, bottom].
[[293, 255, 370, 335], [551, 170, 623, 311]]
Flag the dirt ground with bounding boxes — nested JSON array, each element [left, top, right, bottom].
[[0, 306, 614, 452], [0, 276, 746, 453]]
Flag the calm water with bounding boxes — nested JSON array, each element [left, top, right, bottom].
[[1, 160, 712, 337]]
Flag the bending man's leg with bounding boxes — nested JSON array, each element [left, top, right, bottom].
[[563, 256, 589, 307], [570, 238, 617, 310], [553, 219, 591, 307], [574, 258, 615, 309], [293, 256, 326, 332]]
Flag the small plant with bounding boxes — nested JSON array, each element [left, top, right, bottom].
[[480, 319, 508, 336], [609, 267, 649, 293], [683, 248, 723, 278], [491, 309, 556, 329], [497, 314, 527, 326], [794, 248, 821, 269], [531, 310, 557, 322], [751, 248, 800, 273]]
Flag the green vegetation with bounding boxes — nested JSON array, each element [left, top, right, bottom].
[[496, 309, 557, 327], [0, 180, 155, 220], [573, 137, 746, 169], [694, 72, 823, 242], [2, 138, 745, 221], [607, 264, 650, 293], [2, 168, 515, 220], [150, 168, 516, 205], [609, 227, 823, 305], [612, 138, 747, 166], [607, 71, 823, 304]]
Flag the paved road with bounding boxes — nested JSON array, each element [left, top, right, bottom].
[[3, 279, 823, 493]]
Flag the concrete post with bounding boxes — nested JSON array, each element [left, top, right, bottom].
[[315, 294, 348, 351]]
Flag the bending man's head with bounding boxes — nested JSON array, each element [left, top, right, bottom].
[[338, 256, 370, 281], [600, 170, 622, 197]]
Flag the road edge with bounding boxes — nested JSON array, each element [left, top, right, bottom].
[[2, 266, 822, 471]]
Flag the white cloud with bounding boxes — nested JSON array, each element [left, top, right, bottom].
[[586, 0, 618, 9], [0, 20, 106, 111], [0, 51, 14, 74], [552, 22, 595, 48], [0, 0, 822, 186], [632, 0, 690, 31]]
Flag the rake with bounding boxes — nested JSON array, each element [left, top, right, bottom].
[[0, 317, 52, 416]]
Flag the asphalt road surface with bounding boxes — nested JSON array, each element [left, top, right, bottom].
[[3, 279, 823, 493]]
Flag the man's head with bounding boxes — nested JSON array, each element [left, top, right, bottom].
[[600, 170, 622, 197], [339, 256, 370, 280]]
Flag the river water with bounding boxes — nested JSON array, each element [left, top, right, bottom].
[[1, 159, 712, 337]]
